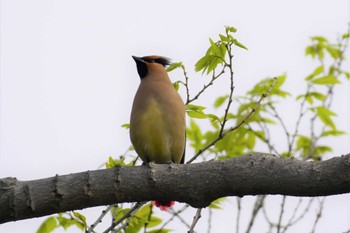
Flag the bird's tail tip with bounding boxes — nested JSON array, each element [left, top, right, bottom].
[[152, 201, 175, 211]]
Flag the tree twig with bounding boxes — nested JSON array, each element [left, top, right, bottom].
[[188, 208, 202, 233], [102, 202, 146, 233], [187, 77, 277, 163], [86, 205, 114, 233]]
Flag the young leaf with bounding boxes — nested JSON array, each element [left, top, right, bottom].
[[195, 54, 211, 73], [316, 106, 337, 130], [312, 75, 340, 85], [219, 34, 229, 42], [214, 95, 229, 108], [246, 131, 256, 149], [321, 130, 346, 137], [209, 198, 225, 209], [147, 216, 162, 228], [310, 92, 326, 101], [187, 110, 207, 119], [342, 33, 350, 39], [121, 123, 130, 129], [225, 25, 237, 33], [232, 38, 248, 50], [36, 217, 58, 233], [72, 211, 87, 227], [57, 216, 76, 230], [166, 62, 183, 72], [186, 104, 206, 111], [311, 36, 328, 43], [147, 229, 172, 233], [325, 46, 341, 59]]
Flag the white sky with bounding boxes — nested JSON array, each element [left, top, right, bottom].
[[0, 0, 349, 232]]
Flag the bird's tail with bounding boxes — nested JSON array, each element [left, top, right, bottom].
[[151, 201, 175, 211]]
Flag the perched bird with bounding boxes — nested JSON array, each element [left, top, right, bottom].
[[130, 55, 186, 211]]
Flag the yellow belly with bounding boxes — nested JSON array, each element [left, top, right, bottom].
[[130, 98, 184, 164]]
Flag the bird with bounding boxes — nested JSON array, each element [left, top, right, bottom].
[[130, 55, 186, 211]]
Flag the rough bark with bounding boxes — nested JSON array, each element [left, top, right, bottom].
[[0, 153, 349, 224]]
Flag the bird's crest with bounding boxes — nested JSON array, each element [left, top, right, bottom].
[[142, 56, 171, 67]]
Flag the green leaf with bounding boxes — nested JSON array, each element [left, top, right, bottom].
[[166, 62, 183, 72], [195, 54, 210, 73], [147, 229, 172, 233], [106, 156, 116, 168], [214, 95, 229, 108], [254, 130, 266, 141], [206, 113, 220, 122], [173, 81, 180, 91], [246, 131, 256, 149], [121, 123, 130, 129], [147, 216, 162, 228], [57, 216, 85, 231], [219, 34, 229, 42], [325, 46, 341, 59], [186, 104, 207, 119], [209, 198, 225, 209], [314, 145, 332, 156], [296, 135, 311, 156], [305, 95, 313, 104], [225, 26, 237, 33], [187, 110, 207, 119], [305, 45, 316, 58], [126, 204, 152, 233], [37, 217, 58, 233], [313, 65, 324, 76], [209, 38, 222, 56], [72, 211, 86, 227], [311, 36, 328, 43], [310, 92, 326, 101], [342, 33, 350, 39], [187, 120, 204, 151], [306, 65, 324, 80], [57, 217, 72, 230], [321, 130, 346, 137], [232, 38, 248, 50], [315, 106, 337, 130], [312, 75, 340, 85], [115, 207, 131, 220], [298, 92, 327, 104], [186, 104, 206, 111]]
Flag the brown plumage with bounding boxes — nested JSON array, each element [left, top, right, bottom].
[[130, 55, 186, 210]]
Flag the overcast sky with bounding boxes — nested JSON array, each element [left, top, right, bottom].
[[1, 0, 349, 232]]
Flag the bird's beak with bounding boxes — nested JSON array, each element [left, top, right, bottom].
[[132, 56, 144, 63]]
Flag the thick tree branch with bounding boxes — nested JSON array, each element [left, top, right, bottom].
[[0, 153, 349, 224]]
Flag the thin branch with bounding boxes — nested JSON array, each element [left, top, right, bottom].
[[181, 65, 191, 104], [245, 195, 266, 233], [219, 44, 235, 136], [207, 208, 212, 233], [86, 205, 114, 233], [310, 197, 326, 233], [282, 197, 315, 232], [187, 77, 277, 163], [187, 67, 226, 105], [155, 205, 190, 232], [236, 197, 242, 233], [188, 208, 202, 233], [168, 206, 191, 228], [102, 202, 146, 233], [267, 103, 291, 150], [276, 196, 286, 233]]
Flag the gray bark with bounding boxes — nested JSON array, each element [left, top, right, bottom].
[[0, 153, 349, 224]]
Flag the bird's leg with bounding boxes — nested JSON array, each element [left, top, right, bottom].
[[166, 160, 177, 169]]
